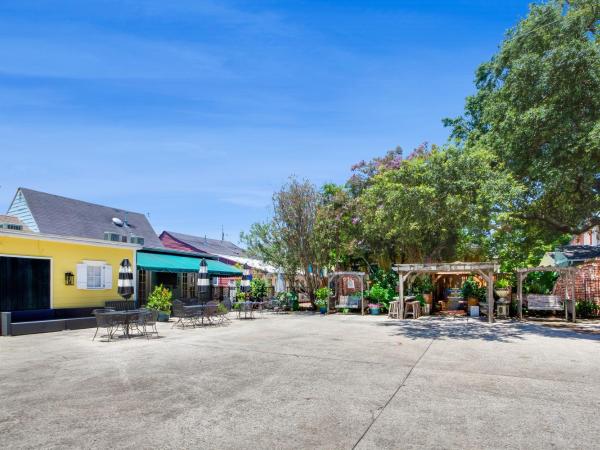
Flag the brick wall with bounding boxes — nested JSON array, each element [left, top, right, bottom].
[[553, 260, 600, 301]]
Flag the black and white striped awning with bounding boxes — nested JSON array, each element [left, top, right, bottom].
[[117, 258, 134, 300]]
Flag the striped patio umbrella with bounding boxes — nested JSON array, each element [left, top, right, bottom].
[[240, 263, 251, 295], [197, 258, 210, 301], [275, 272, 285, 294], [117, 259, 134, 300]]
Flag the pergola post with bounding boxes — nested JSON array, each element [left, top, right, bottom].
[[399, 271, 404, 319], [517, 272, 523, 321], [360, 275, 364, 316], [570, 269, 576, 323], [487, 270, 494, 324], [564, 271, 569, 321]]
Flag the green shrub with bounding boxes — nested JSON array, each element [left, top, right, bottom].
[[315, 287, 332, 301], [250, 278, 268, 300], [461, 277, 487, 302], [146, 284, 173, 313], [576, 300, 600, 319], [367, 282, 394, 311]]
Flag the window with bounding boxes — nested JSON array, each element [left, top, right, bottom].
[[87, 266, 103, 289], [0, 223, 23, 230], [130, 236, 145, 245], [76, 262, 112, 290], [104, 232, 122, 242]]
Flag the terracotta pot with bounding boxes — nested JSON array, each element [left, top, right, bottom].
[[423, 293, 433, 304], [467, 297, 479, 307]]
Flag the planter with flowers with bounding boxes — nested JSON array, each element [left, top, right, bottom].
[[368, 303, 382, 315]]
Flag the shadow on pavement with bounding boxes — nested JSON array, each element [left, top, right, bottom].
[[377, 316, 600, 343]]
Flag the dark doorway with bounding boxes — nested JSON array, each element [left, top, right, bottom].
[[0, 256, 51, 311]]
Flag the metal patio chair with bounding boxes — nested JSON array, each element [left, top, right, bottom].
[[92, 312, 115, 342], [202, 301, 219, 325], [172, 300, 196, 328]]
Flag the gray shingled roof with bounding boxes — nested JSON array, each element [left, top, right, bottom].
[[18, 188, 163, 247], [163, 231, 246, 257], [557, 245, 600, 262]]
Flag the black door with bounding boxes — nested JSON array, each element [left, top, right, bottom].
[[0, 256, 51, 311]]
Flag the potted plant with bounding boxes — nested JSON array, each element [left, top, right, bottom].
[[421, 276, 434, 305], [368, 303, 382, 315], [315, 287, 332, 314], [146, 284, 173, 322], [368, 283, 391, 312], [495, 278, 511, 300], [461, 278, 481, 307]]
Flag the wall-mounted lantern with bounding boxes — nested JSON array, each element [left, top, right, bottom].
[[65, 272, 75, 286]]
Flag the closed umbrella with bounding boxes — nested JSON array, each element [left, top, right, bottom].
[[275, 272, 285, 294], [118, 259, 134, 300], [197, 258, 210, 301], [240, 264, 251, 296]]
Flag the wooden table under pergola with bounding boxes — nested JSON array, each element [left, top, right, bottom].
[[393, 262, 500, 323], [515, 266, 577, 322]]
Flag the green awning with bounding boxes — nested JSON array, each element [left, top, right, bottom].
[[137, 252, 242, 276]]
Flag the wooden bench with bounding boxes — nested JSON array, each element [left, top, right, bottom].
[[526, 295, 564, 311], [335, 295, 363, 310]]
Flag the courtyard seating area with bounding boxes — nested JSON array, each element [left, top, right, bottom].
[[1, 314, 599, 449]]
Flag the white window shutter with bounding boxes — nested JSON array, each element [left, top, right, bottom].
[[103, 265, 113, 289], [76, 264, 88, 289]]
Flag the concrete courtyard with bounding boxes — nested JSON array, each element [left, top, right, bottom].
[[1, 313, 599, 449]]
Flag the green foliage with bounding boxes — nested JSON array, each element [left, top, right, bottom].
[[358, 145, 520, 263], [495, 279, 511, 289], [411, 275, 434, 294], [236, 290, 248, 302], [241, 178, 332, 300], [576, 300, 600, 319], [367, 282, 394, 311], [446, 0, 600, 236], [415, 293, 425, 307], [250, 278, 268, 300], [146, 284, 173, 313], [315, 298, 328, 308], [524, 272, 558, 295], [217, 303, 229, 314], [315, 287, 332, 301], [461, 278, 487, 302]]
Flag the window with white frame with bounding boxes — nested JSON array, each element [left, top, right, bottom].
[[76, 261, 113, 290]]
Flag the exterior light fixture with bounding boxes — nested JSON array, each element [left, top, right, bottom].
[[65, 272, 75, 286]]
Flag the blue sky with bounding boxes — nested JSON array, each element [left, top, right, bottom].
[[0, 0, 531, 243]]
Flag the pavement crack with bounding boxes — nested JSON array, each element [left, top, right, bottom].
[[351, 338, 435, 450]]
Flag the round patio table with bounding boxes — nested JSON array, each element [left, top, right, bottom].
[[102, 310, 147, 338]]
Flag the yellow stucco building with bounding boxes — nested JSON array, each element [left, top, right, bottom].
[[0, 230, 139, 312]]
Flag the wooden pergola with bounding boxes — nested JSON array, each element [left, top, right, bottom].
[[515, 266, 577, 322], [393, 262, 500, 323]]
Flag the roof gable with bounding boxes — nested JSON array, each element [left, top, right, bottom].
[[161, 231, 246, 257], [17, 188, 162, 247]]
